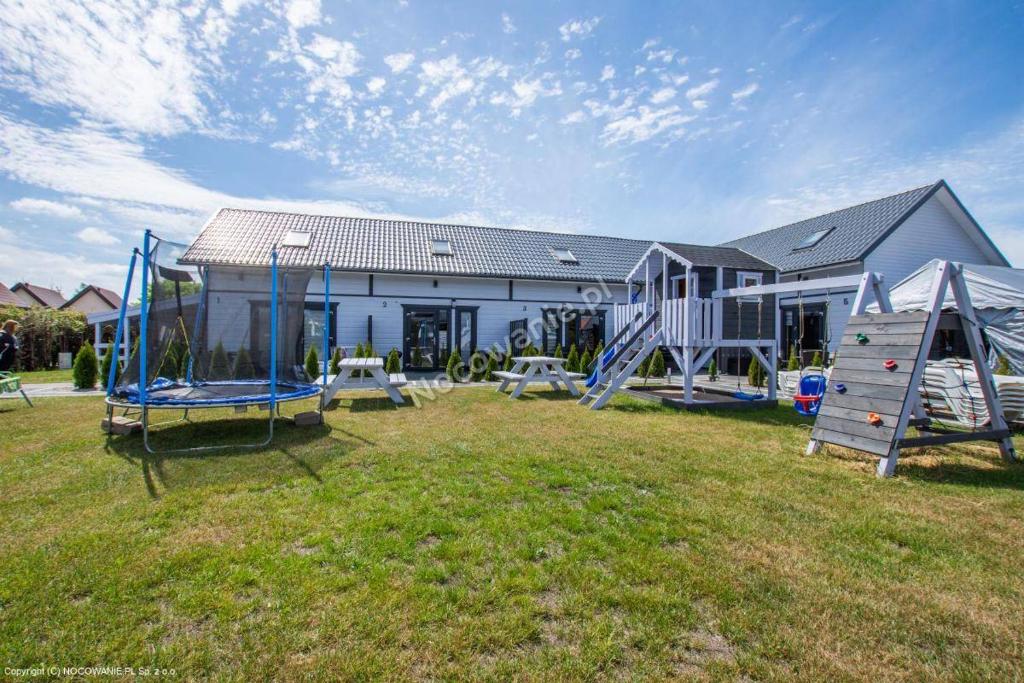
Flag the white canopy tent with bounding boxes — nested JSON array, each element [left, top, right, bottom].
[[868, 259, 1024, 374]]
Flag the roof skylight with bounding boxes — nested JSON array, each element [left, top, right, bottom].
[[793, 227, 833, 251], [431, 239, 453, 256], [552, 248, 578, 263], [281, 230, 312, 248]]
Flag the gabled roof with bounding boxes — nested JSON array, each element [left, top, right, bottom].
[[60, 285, 122, 311], [0, 282, 27, 308], [659, 242, 774, 270], [11, 282, 66, 308], [182, 208, 653, 283], [721, 180, 1008, 273]]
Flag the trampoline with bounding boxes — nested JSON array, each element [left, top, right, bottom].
[[105, 230, 330, 453]]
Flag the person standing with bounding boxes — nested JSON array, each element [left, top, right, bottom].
[[0, 320, 19, 372]]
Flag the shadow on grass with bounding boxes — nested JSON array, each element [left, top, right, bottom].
[[508, 390, 582, 402], [104, 411, 348, 498], [895, 454, 1024, 489]]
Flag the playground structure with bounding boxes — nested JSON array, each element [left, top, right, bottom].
[[105, 231, 327, 453], [808, 260, 1017, 477]]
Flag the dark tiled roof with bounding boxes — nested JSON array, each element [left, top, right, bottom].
[[0, 282, 27, 308], [11, 282, 66, 308], [60, 285, 122, 310], [659, 242, 774, 271], [182, 209, 655, 283], [722, 183, 939, 273]]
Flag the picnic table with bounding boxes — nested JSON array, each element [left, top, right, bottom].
[[322, 357, 407, 404], [493, 356, 583, 399]]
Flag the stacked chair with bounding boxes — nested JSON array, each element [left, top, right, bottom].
[[918, 358, 1024, 426]]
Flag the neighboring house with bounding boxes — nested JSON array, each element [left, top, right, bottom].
[[178, 209, 653, 371], [722, 180, 1009, 362], [0, 282, 28, 308], [60, 285, 123, 316], [9, 282, 66, 308]]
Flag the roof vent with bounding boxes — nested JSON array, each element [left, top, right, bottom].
[[431, 239, 453, 256], [282, 230, 312, 248], [793, 227, 834, 251], [552, 248, 578, 264]]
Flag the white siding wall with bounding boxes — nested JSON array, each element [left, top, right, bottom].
[[864, 194, 996, 286]]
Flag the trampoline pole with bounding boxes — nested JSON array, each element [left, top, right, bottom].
[[322, 262, 330, 414], [269, 250, 278, 433], [140, 230, 152, 408], [107, 248, 138, 396]]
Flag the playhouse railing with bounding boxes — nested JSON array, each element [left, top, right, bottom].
[[613, 297, 717, 347]]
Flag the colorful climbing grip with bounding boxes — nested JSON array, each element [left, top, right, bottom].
[[867, 412, 883, 426], [834, 383, 846, 393], [855, 332, 869, 344], [883, 359, 898, 371]]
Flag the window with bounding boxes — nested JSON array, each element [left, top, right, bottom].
[[736, 271, 763, 302], [552, 248, 577, 263], [793, 227, 833, 251], [282, 230, 312, 248], [431, 239, 453, 256]]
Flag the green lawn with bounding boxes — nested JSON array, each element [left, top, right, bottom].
[[13, 367, 74, 383], [1, 389, 1022, 680]]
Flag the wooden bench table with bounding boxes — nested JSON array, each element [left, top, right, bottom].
[[322, 358, 406, 404], [496, 356, 582, 399]]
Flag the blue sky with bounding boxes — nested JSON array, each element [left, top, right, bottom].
[[1, 0, 1022, 293]]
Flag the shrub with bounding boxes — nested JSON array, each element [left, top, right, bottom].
[[468, 350, 487, 381], [364, 344, 377, 377], [233, 346, 255, 379], [208, 342, 231, 380], [707, 357, 718, 381], [485, 351, 498, 381], [579, 348, 593, 375], [553, 344, 563, 359], [647, 348, 666, 378], [304, 346, 320, 381], [72, 342, 98, 389], [565, 344, 580, 373], [502, 353, 513, 371], [329, 348, 342, 375], [177, 344, 191, 379], [787, 344, 800, 371], [995, 355, 1012, 376], [810, 350, 823, 368], [100, 343, 120, 388], [385, 348, 401, 374], [594, 342, 604, 363], [0, 304, 86, 372], [157, 345, 178, 379], [747, 356, 766, 388], [637, 353, 649, 377], [446, 347, 464, 382]]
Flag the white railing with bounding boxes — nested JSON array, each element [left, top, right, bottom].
[[612, 297, 717, 347]]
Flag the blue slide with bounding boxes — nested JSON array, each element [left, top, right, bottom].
[[586, 346, 619, 388]]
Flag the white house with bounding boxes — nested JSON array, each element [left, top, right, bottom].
[[722, 180, 1010, 363]]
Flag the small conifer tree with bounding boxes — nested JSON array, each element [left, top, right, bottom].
[[502, 353, 513, 371], [648, 348, 666, 378], [485, 351, 498, 381], [157, 345, 178, 379], [233, 345, 255, 379], [385, 347, 401, 374], [747, 356, 765, 388], [100, 342, 120, 388], [72, 342, 98, 389], [707, 356, 718, 381], [579, 348, 593, 375], [810, 350, 823, 368], [566, 344, 580, 373], [208, 342, 230, 380], [553, 344, 563, 359], [304, 346, 320, 381], [329, 347, 342, 375], [469, 350, 486, 381], [787, 344, 800, 371], [446, 347, 464, 382]]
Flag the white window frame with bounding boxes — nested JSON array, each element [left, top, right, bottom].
[[431, 239, 453, 256], [736, 271, 763, 302], [670, 271, 698, 298]]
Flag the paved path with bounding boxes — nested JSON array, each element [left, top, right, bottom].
[[1, 382, 104, 399]]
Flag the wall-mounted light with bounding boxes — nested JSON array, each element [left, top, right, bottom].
[[433, 279, 438, 288]]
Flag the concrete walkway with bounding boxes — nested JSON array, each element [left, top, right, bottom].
[[1, 382, 105, 399]]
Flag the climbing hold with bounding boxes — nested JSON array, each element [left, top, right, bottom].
[[834, 383, 846, 393], [867, 412, 883, 426], [855, 332, 869, 344], [883, 359, 898, 371]]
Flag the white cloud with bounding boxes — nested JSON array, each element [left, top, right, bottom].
[[0, 1, 212, 135], [0, 225, 14, 241], [564, 48, 582, 60], [599, 65, 615, 82], [560, 111, 586, 124], [501, 12, 516, 34], [1, 243, 126, 293], [490, 78, 562, 114], [650, 87, 676, 105], [641, 38, 660, 50], [601, 105, 696, 146], [10, 197, 84, 219], [686, 79, 720, 100], [301, 34, 362, 106], [559, 16, 601, 42], [418, 56, 474, 109], [284, 0, 321, 28], [75, 227, 119, 246], [366, 76, 387, 95], [647, 48, 677, 63], [732, 82, 760, 101], [384, 52, 415, 74], [691, 100, 709, 110]]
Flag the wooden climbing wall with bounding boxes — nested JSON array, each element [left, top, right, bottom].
[[811, 310, 930, 456]]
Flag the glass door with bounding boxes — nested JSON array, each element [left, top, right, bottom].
[[403, 306, 451, 371]]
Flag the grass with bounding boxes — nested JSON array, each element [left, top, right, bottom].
[[1, 388, 1022, 680], [13, 367, 75, 383]]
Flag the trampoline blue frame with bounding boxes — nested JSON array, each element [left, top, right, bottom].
[[105, 235, 329, 454]]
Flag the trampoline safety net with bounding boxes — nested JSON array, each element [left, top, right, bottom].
[[115, 235, 318, 405]]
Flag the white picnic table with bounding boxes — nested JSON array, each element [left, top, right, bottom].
[[494, 356, 583, 399], [322, 357, 407, 404]]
